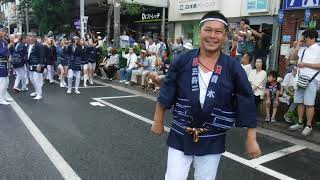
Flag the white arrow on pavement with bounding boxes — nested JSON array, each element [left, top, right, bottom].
[[90, 102, 106, 107]]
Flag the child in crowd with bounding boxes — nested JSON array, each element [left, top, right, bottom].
[[265, 71, 281, 123]]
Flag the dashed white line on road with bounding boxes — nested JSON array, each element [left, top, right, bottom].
[[250, 145, 306, 165], [93, 97, 297, 180], [8, 94, 81, 180]]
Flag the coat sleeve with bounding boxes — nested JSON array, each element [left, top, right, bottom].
[[157, 55, 180, 109], [231, 60, 257, 128]]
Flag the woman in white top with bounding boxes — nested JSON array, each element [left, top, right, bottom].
[[248, 58, 267, 106], [119, 48, 138, 84]]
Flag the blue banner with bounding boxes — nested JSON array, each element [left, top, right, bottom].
[[278, 9, 285, 25], [304, 8, 311, 25], [284, 0, 320, 9]]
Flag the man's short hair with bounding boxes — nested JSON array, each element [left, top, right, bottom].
[[267, 71, 278, 79], [200, 11, 229, 31], [244, 53, 252, 63], [302, 29, 318, 40], [241, 18, 250, 25]]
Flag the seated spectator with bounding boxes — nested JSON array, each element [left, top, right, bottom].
[[149, 50, 171, 93], [280, 66, 298, 123], [241, 53, 253, 77], [100, 48, 119, 80], [248, 58, 267, 106], [131, 50, 152, 86], [119, 48, 138, 85], [265, 71, 281, 123]]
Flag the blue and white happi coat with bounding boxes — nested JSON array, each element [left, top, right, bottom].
[[158, 49, 257, 156]]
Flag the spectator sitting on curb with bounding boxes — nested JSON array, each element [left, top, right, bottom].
[[280, 66, 298, 123], [265, 71, 281, 123]]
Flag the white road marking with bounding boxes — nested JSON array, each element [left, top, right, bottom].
[[8, 94, 81, 180], [93, 98, 170, 132], [97, 95, 140, 100], [90, 102, 106, 107], [250, 145, 306, 165], [93, 97, 297, 180]]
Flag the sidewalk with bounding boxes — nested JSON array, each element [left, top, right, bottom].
[[95, 77, 320, 145]]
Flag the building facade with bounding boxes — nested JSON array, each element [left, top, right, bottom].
[[278, 0, 320, 76], [168, 0, 281, 71]]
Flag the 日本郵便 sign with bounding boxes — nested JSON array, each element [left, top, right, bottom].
[[178, 0, 221, 14], [284, 0, 320, 10]]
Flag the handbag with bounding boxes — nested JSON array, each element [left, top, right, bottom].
[[297, 49, 320, 89]]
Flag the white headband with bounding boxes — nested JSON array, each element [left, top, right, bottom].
[[199, 18, 228, 27]]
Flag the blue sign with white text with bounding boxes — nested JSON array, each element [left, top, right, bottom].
[[284, 0, 320, 9]]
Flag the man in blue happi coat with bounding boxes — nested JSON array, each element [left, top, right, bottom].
[[152, 12, 261, 180]]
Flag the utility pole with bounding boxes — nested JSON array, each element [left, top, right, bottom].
[[80, 0, 85, 38], [161, 7, 165, 38], [113, 0, 120, 48], [25, 4, 29, 33]]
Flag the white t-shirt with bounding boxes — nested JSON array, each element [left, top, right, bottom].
[[248, 69, 267, 97], [297, 43, 320, 81], [282, 72, 296, 88], [28, 44, 34, 59], [198, 67, 213, 108], [241, 64, 252, 77]]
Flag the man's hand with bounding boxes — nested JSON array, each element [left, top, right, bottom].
[[151, 120, 165, 136], [246, 139, 261, 159], [36, 65, 42, 73], [297, 62, 305, 68]]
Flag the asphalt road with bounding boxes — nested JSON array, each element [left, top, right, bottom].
[[1, 79, 320, 180]]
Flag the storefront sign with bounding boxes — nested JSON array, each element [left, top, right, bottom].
[[178, 0, 220, 14], [278, 9, 285, 25], [304, 8, 311, 25], [142, 13, 161, 21], [284, 0, 320, 10], [247, 0, 269, 13]]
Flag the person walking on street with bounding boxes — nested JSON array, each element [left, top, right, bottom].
[[12, 35, 28, 92], [27, 32, 45, 100], [0, 28, 12, 105], [67, 36, 83, 94], [151, 12, 261, 180]]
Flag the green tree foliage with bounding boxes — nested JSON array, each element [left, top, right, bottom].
[[30, 0, 73, 34]]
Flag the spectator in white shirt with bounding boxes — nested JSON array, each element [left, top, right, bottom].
[[241, 53, 253, 77], [131, 50, 152, 86], [248, 58, 267, 106], [120, 31, 129, 49], [281, 66, 298, 123], [119, 48, 138, 84], [147, 39, 157, 55], [289, 29, 320, 136]]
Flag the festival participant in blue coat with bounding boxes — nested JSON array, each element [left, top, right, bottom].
[[12, 35, 28, 92], [86, 39, 98, 85], [151, 12, 261, 180], [67, 36, 83, 94], [0, 28, 12, 105], [80, 38, 89, 87], [27, 32, 45, 100], [56, 38, 68, 87]]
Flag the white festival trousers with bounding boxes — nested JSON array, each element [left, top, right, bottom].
[[14, 67, 27, 89], [0, 77, 9, 102], [29, 71, 43, 97], [67, 69, 81, 90], [47, 65, 54, 82], [165, 147, 221, 180]]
